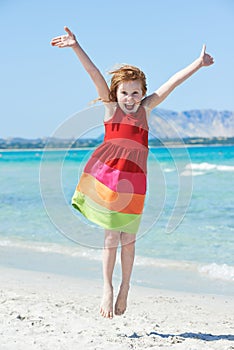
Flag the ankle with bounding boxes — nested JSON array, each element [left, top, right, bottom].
[[103, 283, 113, 290], [119, 282, 130, 291]]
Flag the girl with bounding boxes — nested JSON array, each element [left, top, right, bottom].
[[51, 26, 214, 319]]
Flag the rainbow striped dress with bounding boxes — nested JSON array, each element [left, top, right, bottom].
[[72, 105, 149, 234]]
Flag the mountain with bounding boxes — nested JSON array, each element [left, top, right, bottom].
[[1, 109, 233, 149], [149, 109, 234, 139]]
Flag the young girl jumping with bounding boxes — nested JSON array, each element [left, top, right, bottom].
[[51, 26, 214, 319]]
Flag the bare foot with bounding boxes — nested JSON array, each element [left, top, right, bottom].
[[114, 284, 129, 316], [100, 285, 114, 319]]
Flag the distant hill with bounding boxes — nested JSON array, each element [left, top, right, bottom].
[[1, 109, 234, 149], [149, 108, 234, 139]]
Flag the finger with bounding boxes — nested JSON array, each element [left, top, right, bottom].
[[51, 40, 62, 46], [51, 42, 62, 47], [51, 35, 63, 41], [51, 40, 61, 46], [51, 38, 62, 44], [56, 44, 66, 48]]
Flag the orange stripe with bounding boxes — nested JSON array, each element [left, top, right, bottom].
[[77, 173, 145, 214]]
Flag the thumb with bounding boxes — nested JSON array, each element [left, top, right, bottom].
[[64, 26, 73, 36], [201, 44, 206, 56]]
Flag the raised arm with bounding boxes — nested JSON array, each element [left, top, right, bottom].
[[143, 45, 214, 111], [50, 26, 110, 102]]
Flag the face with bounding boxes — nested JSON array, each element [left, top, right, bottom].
[[116, 80, 143, 114]]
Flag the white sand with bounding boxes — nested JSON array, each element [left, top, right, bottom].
[[0, 267, 233, 350]]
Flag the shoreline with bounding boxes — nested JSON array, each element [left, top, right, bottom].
[[1, 242, 234, 297], [1, 143, 234, 152], [1, 265, 234, 350]]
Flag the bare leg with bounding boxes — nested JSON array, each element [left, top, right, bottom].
[[115, 232, 136, 316], [100, 230, 120, 319]]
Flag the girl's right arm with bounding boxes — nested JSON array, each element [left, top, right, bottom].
[[50, 26, 110, 103]]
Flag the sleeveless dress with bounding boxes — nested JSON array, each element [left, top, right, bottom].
[[72, 105, 149, 234]]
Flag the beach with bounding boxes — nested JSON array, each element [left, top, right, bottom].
[[1, 263, 234, 350], [1, 146, 234, 349]]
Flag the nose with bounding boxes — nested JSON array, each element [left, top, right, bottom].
[[126, 95, 134, 102]]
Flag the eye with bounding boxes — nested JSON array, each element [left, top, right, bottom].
[[133, 91, 139, 95], [121, 91, 127, 95]]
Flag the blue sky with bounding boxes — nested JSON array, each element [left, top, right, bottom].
[[1, 0, 234, 138]]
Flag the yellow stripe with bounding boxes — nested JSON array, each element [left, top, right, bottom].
[[72, 190, 141, 234]]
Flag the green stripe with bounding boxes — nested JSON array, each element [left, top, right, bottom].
[[72, 190, 141, 234]]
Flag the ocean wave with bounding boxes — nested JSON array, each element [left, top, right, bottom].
[[134, 255, 198, 271], [0, 239, 102, 261], [198, 263, 234, 282], [181, 162, 234, 176], [2, 239, 234, 283], [186, 162, 234, 172], [163, 168, 175, 173], [0, 239, 197, 270], [181, 170, 206, 176]]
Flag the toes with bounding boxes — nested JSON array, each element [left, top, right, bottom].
[[100, 308, 113, 319], [115, 307, 125, 316]]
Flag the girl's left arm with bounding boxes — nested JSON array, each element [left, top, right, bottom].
[[143, 45, 214, 111]]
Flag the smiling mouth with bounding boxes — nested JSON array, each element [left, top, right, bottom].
[[125, 104, 135, 111]]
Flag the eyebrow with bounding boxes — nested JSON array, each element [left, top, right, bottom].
[[120, 88, 140, 92]]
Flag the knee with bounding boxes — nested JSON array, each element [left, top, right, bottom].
[[120, 232, 136, 249], [104, 230, 120, 249]]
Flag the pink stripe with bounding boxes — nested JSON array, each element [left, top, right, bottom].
[[84, 158, 146, 194]]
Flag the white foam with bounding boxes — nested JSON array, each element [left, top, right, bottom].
[[217, 165, 234, 171], [185, 162, 234, 172], [0, 239, 102, 261], [0, 239, 12, 247], [134, 255, 197, 271], [198, 263, 234, 282], [181, 162, 234, 176], [2, 239, 234, 283], [180, 169, 205, 176], [164, 168, 175, 173]]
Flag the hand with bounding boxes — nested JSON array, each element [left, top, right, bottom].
[[199, 44, 214, 66], [50, 26, 77, 48]]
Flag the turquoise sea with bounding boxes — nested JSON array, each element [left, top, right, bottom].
[[0, 145, 234, 295]]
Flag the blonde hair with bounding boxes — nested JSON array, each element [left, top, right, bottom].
[[108, 65, 147, 102]]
